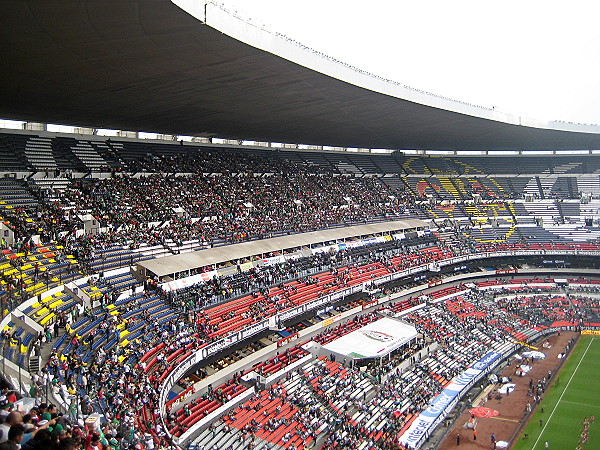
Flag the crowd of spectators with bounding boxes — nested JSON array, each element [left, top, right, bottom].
[[2, 225, 596, 442], [199, 278, 588, 450], [167, 235, 439, 312], [5, 234, 447, 449], [42, 300, 172, 448], [2, 147, 596, 300], [4, 157, 420, 258], [2, 148, 600, 449], [4, 230, 599, 449], [0, 397, 143, 450], [0, 235, 437, 448]]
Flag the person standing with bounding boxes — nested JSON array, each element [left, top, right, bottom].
[[456, 433, 460, 445], [473, 428, 477, 440]]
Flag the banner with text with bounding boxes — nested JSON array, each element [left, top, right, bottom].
[[399, 351, 501, 448]]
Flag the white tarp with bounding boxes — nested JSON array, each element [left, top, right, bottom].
[[518, 364, 532, 374], [498, 383, 516, 395], [523, 350, 546, 360], [322, 317, 417, 359]]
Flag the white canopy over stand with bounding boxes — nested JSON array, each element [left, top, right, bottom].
[[323, 317, 417, 361]]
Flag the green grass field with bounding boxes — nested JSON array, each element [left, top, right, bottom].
[[513, 335, 600, 450]]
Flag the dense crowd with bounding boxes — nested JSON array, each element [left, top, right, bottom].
[[4, 232, 598, 445], [0, 234, 454, 449], [3, 236, 599, 449], [195, 280, 588, 450], [5, 155, 421, 254], [0, 398, 149, 450], [1, 148, 600, 449], [167, 234, 439, 312]]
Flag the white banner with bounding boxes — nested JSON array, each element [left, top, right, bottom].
[[161, 271, 218, 292], [400, 351, 501, 448], [262, 255, 286, 266]]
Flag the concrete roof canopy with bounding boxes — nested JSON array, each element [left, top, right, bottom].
[[138, 219, 426, 277], [1, 0, 600, 150]]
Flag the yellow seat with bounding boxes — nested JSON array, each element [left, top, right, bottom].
[[49, 299, 63, 309], [40, 312, 55, 326], [36, 307, 49, 317]]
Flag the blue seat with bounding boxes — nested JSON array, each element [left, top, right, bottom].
[[90, 334, 108, 352], [22, 333, 34, 347], [52, 334, 68, 351], [103, 337, 118, 351], [71, 317, 90, 330], [77, 318, 104, 336]]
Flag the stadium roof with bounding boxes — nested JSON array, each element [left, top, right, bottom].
[[2, 0, 600, 151], [138, 218, 426, 277]]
